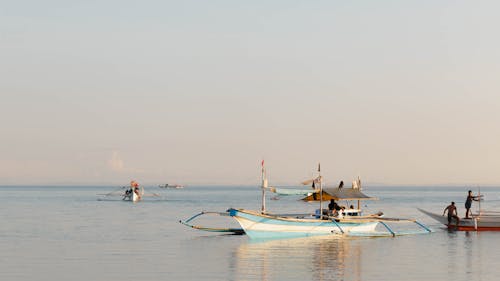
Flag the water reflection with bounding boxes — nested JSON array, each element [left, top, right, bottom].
[[233, 236, 364, 281], [444, 230, 485, 281]]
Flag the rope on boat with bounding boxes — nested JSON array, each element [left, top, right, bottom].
[[179, 211, 245, 234]]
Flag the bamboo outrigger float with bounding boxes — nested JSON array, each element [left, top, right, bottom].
[[180, 162, 432, 239]]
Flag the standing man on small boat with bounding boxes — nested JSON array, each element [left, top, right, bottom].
[[443, 202, 460, 228], [465, 190, 480, 219]]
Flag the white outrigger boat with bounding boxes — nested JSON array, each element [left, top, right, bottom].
[[226, 208, 382, 239], [181, 163, 431, 239]]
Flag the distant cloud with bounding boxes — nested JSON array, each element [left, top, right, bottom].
[[108, 150, 124, 172]]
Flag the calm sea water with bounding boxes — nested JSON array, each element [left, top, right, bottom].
[[2, 185, 500, 281]]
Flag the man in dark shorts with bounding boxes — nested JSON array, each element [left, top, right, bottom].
[[465, 190, 480, 219], [443, 201, 460, 228]]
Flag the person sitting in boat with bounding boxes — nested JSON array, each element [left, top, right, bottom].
[[328, 199, 341, 216], [346, 205, 359, 216], [123, 188, 132, 200], [443, 201, 460, 228], [465, 190, 480, 219]]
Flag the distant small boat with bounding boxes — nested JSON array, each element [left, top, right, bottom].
[[159, 184, 184, 189], [123, 181, 144, 202]]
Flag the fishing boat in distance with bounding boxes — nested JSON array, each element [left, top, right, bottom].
[[419, 191, 500, 231], [98, 180, 160, 202], [123, 180, 144, 202], [181, 162, 432, 239]]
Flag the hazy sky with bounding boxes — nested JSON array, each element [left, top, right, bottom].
[[1, 1, 500, 186]]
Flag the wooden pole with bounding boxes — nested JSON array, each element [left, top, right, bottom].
[[261, 160, 267, 214], [318, 163, 323, 220]]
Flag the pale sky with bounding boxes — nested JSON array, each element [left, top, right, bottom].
[[1, 1, 500, 186]]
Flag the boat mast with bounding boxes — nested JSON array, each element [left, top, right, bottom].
[[261, 160, 267, 214], [357, 176, 361, 210], [318, 163, 323, 219]]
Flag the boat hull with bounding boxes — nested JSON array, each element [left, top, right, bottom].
[[132, 191, 140, 202], [418, 208, 500, 231], [228, 208, 378, 239]]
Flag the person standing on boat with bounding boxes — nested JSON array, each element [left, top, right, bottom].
[[465, 190, 480, 219], [443, 201, 460, 227]]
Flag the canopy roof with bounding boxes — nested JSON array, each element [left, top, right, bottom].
[[323, 187, 376, 200], [302, 187, 376, 201]]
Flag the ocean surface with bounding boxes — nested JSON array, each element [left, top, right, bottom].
[[2, 185, 500, 281]]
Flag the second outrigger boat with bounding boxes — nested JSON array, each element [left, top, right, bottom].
[[419, 190, 500, 231], [419, 209, 500, 231], [181, 162, 432, 239]]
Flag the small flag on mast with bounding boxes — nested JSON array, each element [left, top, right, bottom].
[[318, 163, 321, 172]]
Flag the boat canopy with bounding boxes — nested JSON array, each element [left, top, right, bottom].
[[324, 187, 376, 200], [302, 187, 377, 201]]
